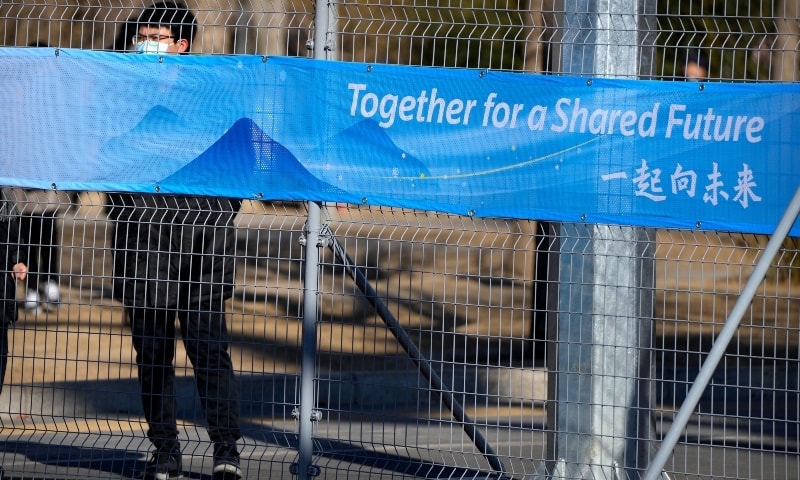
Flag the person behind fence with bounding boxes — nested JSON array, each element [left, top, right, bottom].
[[0, 188, 28, 476], [680, 49, 709, 81], [9, 185, 71, 315], [7, 41, 73, 315], [108, 3, 244, 479], [0, 189, 28, 393]]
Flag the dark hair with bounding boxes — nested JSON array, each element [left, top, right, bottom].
[[111, 17, 138, 51], [136, 2, 197, 51], [683, 50, 709, 72]]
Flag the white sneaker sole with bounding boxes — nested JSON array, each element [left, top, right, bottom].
[[212, 463, 242, 478], [43, 281, 61, 304], [140, 472, 183, 480]]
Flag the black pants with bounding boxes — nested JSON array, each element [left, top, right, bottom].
[[0, 322, 7, 395], [128, 305, 241, 449], [19, 211, 60, 288]]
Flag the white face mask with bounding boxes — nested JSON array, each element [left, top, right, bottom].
[[135, 40, 172, 54]]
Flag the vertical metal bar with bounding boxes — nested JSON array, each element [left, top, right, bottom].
[[644, 185, 800, 480], [297, 203, 322, 480], [538, 1, 659, 479], [295, 1, 336, 478]]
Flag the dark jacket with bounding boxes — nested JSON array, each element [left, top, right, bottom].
[[0, 213, 26, 325], [108, 193, 241, 310]]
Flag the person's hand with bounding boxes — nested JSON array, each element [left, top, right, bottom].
[[10, 262, 27, 281]]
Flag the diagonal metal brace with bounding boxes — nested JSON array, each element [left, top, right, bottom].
[[326, 231, 507, 477]]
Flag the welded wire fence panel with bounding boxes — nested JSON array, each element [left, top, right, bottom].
[[1, 194, 315, 479], [314, 206, 548, 479], [5, 1, 794, 80], [652, 230, 800, 480], [0, 0, 314, 55], [0, 1, 799, 480]]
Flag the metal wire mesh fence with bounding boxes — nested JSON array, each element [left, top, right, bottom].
[[0, 1, 798, 479], [2, 0, 799, 79]]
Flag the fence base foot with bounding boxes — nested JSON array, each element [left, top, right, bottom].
[[289, 462, 321, 477], [531, 459, 672, 480]]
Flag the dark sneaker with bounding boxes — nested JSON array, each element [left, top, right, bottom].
[[139, 449, 183, 480], [212, 442, 243, 479]]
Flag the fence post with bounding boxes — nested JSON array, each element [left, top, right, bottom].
[[294, 1, 339, 478], [295, 202, 323, 480], [537, 1, 661, 479]]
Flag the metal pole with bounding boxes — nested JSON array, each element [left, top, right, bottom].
[[644, 185, 800, 480], [295, 1, 337, 477], [296, 202, 322, 480], [536, 1, 659, 479]]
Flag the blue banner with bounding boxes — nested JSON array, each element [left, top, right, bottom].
[[1, 47, 798, 235]]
